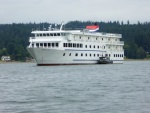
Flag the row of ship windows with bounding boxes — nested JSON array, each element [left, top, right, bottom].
[[36, 33, 65, 37], [85, 45, 105, 49], [32, 43, 59, 47], [31, 43, 120, 51], [32, 42, 104, 49], [76, 36, 103, 41], [63, 43, 83, 48], [63, 53, 124, 57], [63, 43, 105, 49], [35, 34, 118, 42], [114, 54, 124, 57], [75, 36, 118, 41]]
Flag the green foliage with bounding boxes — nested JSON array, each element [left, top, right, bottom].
[[147, 55, 150, 59], [137, 47, 147, 59], [0, 21, 150, 60]]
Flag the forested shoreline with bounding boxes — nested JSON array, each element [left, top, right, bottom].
[[0, 21, 150, 61]]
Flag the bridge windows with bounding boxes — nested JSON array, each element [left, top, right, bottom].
[[35, 33, 62, 37], [32, 42, 59, 48]]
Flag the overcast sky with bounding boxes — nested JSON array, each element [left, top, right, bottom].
[[0, 0, 150, 24]]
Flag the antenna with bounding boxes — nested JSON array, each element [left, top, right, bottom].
[[60, 22, 64, 30]]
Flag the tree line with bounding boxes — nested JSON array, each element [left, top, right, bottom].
[[0, 21, 150, 61]]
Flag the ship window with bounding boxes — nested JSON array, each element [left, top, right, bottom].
[[40, 34, 42, 36], [85, 53, 87, 56], [40, 43, 43, 47], [94, 54, 95, 57], [90, 54, 91, 57], [73, 43, 75, 47], [74, 43, 76, 48], [57, 33, 60, 36], [37, 34, 39, 37], [118, 54, 120, 57], [94, 45, 95, 48], [43, 34, 46, 36], [80, 36, 81, 39], [122, 54, 124, 57], [104, 46, 105, 49], [89, 45, 91, 48], [80, 44, 82, 48], [63, 43, 67, 47], [97, 46, 99, 49], [44, 43, 47, 47], [75, 53, 78, 56], [56, 43, 58, 47], [52, 43, 54, 47], [81, 53, 83, 56], [69, 53, 71, 56], [48, 43, 51, 47], [102, 38, 103, 40], [114, 54, 115, 57], [50, 33, 53, 36], [47, 33, 49, 36], [96, 37, 97, 40], [77, 44, 79, 48], [69, 43, 72, 47], [97, 54, 99, 57], [85, 45, 87, 48], [54, 33, 57, 36], [36, 43, 39, 47], [63, 53, 65, 56], [88, 37, 90, 40]]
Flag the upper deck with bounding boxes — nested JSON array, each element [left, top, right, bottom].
[[31, 30, 122, 39]]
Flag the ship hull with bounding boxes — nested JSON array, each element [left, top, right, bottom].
[[27, 48, 123, 65]]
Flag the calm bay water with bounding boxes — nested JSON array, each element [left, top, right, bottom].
[[0, 61, 150, 113]]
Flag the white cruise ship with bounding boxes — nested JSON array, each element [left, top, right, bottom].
[[27, 23, 124, 65]]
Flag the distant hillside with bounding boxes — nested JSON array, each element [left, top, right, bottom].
[[0, 21, 150, 61]]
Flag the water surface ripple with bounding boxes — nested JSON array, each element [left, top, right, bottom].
[[0, 61, 150, 113]]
